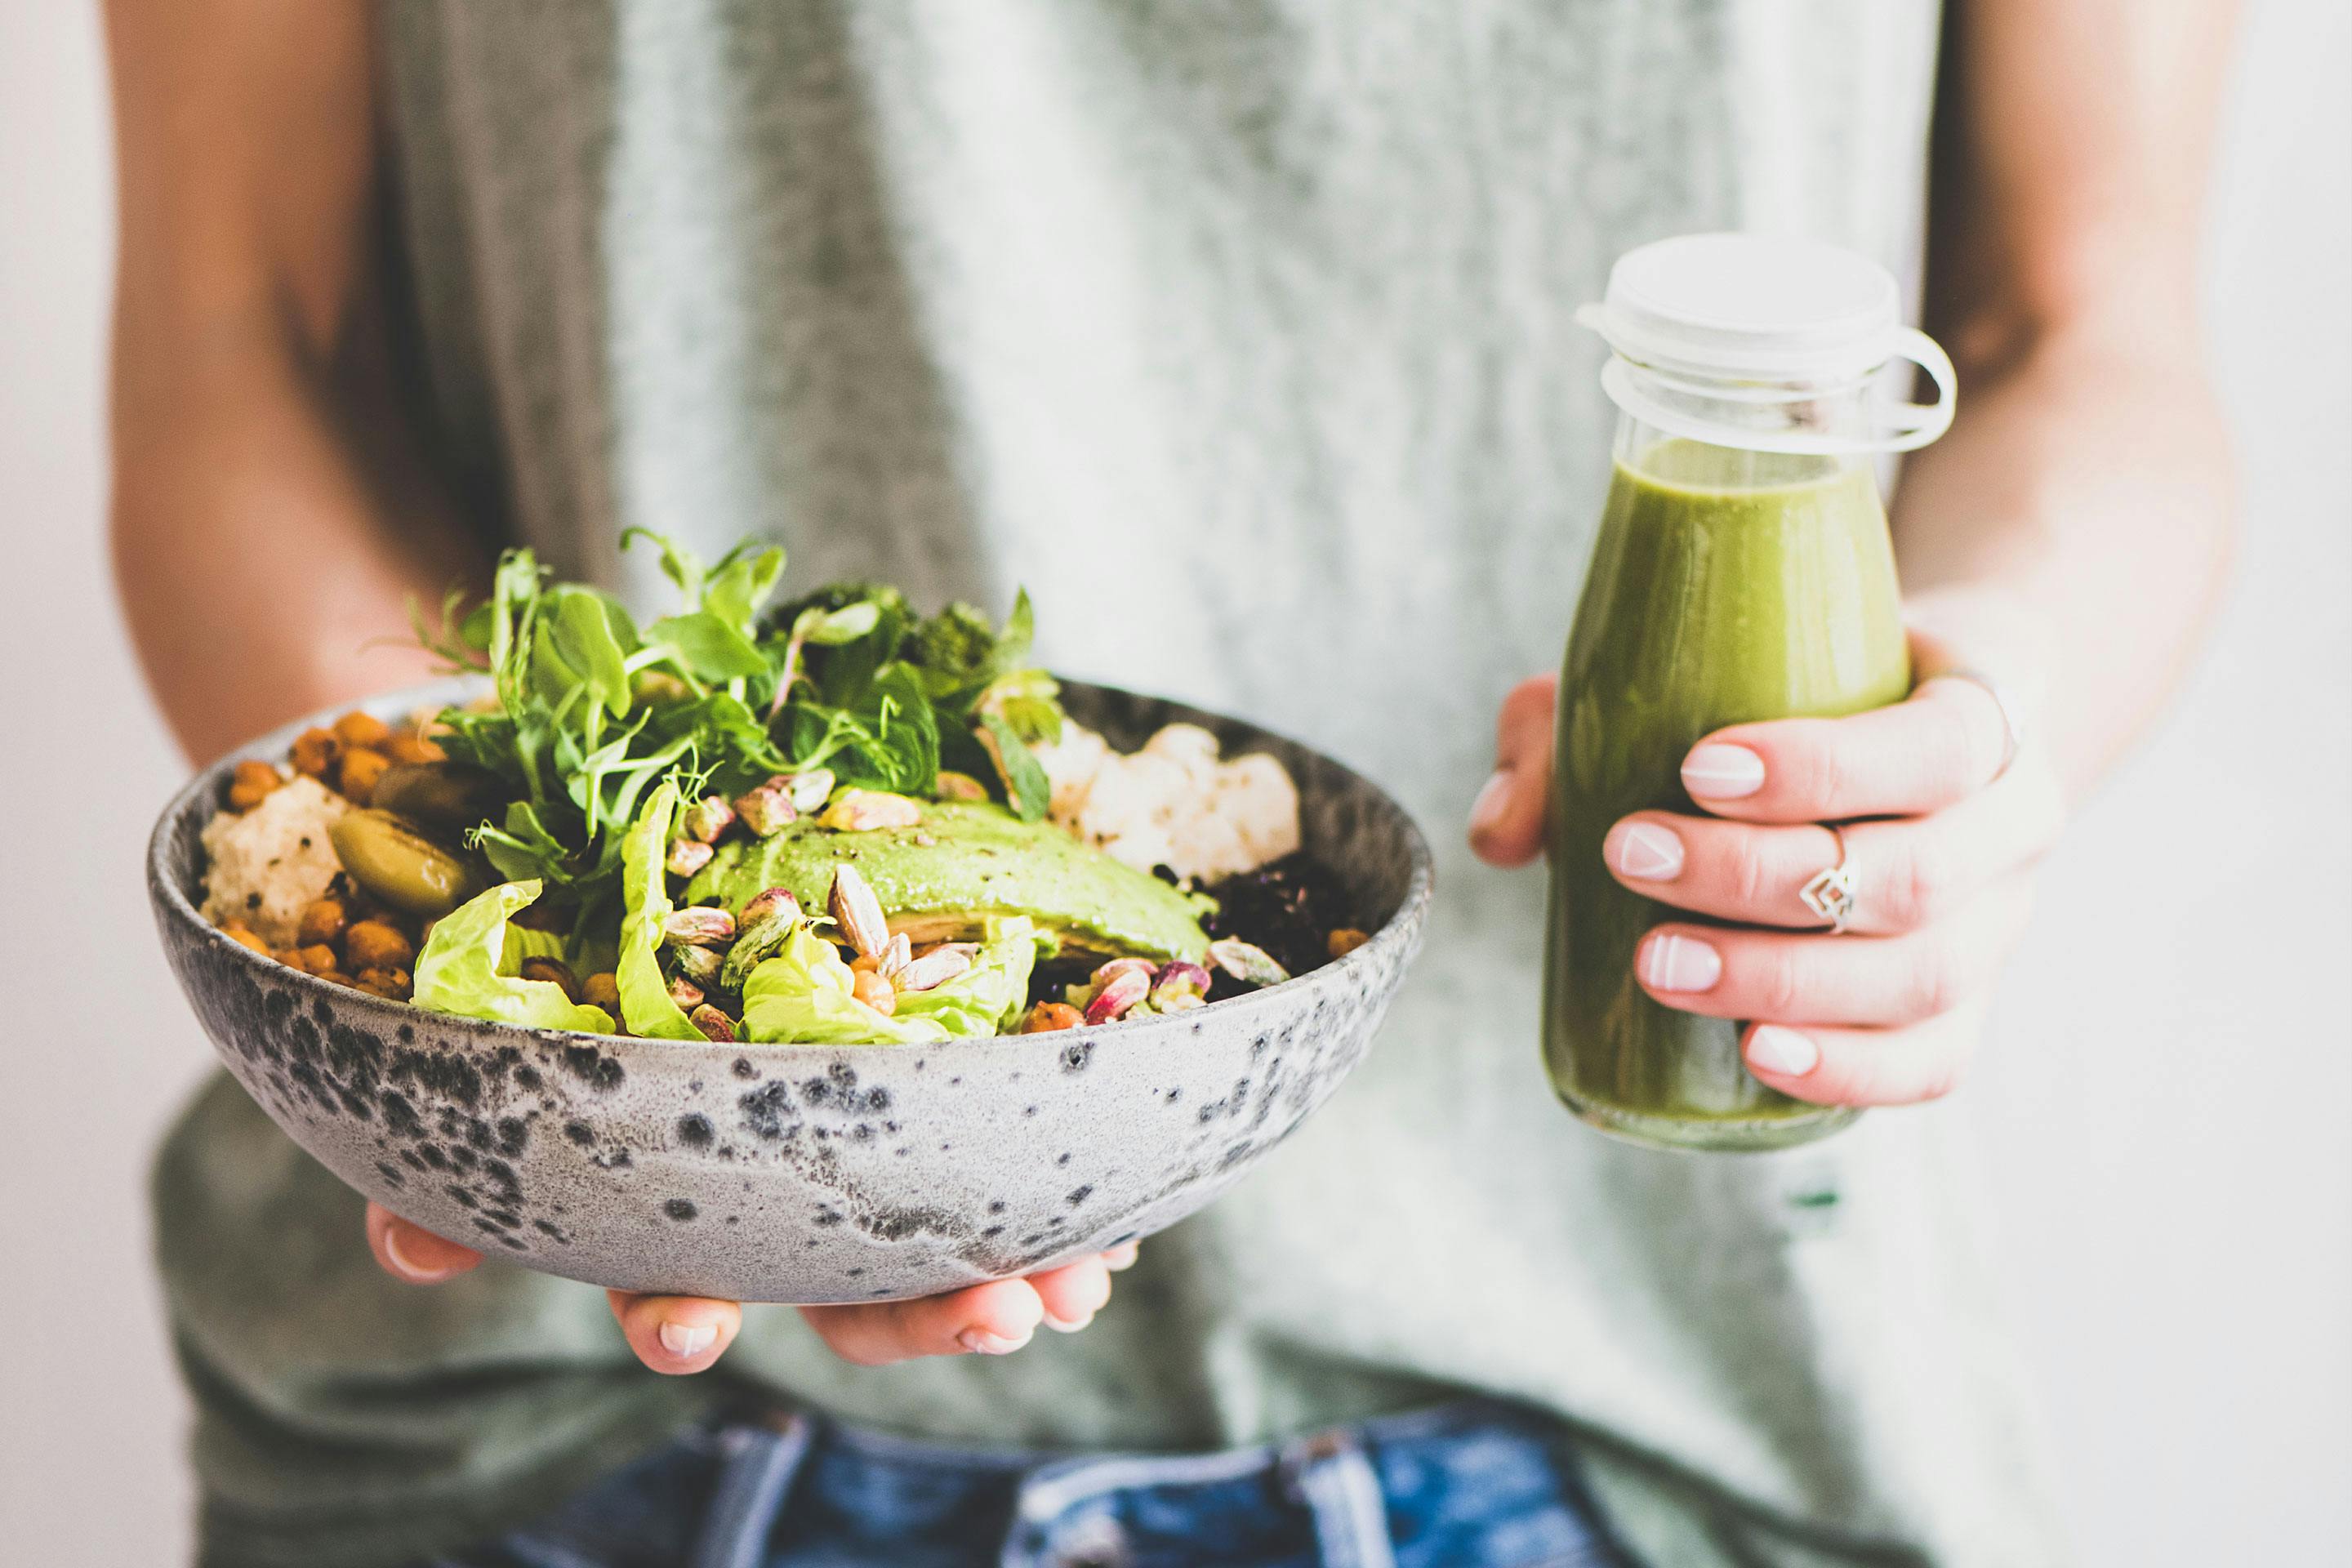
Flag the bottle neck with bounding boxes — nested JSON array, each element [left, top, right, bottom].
[[1604, 357, 1882, 474]]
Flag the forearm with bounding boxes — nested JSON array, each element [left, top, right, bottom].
[[112, 345, 486, 767], [1890, 314, 2234, 795]]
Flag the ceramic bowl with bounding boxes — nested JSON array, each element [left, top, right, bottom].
[[148, 680, 1430, 1303]]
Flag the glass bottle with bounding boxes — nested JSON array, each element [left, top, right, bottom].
[[1544, 234, 1957, 1152]]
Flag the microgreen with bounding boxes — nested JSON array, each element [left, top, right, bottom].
[[407, 532, 1063, 922]]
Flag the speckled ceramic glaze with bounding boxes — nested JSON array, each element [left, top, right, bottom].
[[149, 680, 1431, 1303]]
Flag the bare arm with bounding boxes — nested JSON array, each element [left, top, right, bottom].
[[1900, 0, 2239, 791], [106, 0, 1130, 1370], [105, 0, 484, 767], [1471, 0, 2241, 1107]]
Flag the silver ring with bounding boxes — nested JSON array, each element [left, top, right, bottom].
[[1941, 666, 2025, 782], [1798, 823, 1857, 933]]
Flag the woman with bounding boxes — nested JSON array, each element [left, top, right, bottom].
[[109, 1, 2234, 1563]]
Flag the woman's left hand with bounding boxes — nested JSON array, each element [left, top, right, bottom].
[[1470, 615, 2062, 1106]]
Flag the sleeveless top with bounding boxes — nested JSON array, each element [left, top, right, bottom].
[[153, 4, 2069, 1564]]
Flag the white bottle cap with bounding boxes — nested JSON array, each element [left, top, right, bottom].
[[1576, 233, 1956, 453]]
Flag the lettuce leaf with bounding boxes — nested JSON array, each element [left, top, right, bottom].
[[891, 915, 1044, 1036], [740, 924, 948, 1045], [615, 781, 702, 1040], [411, 880, 616, 1032]]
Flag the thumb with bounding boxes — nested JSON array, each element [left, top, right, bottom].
[[1468, 675, 1556, 867]]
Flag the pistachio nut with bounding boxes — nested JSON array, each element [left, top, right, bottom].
[[666, 974, 706, 1010], [893, 942, 976, 994], [662, 906, 737, 947], [738, 886, 801, 928], [1084, 968, 1151, 1025], [733, 785, 796, 837], [666, 838, 716, 878], [827, 864, 890, 959], [817, 789, 922, 832], [782, 768, 835, 814], [1148, 959, 1214, 1009], [933, 770, 989, 802], [720, 893, 804, 991], [668, 942, 724, 987], [688, 1004, 738, 1043], [1206, 938, 1290, 989], [1090, 956, 1157, 990], [680, 795, 737, 844]]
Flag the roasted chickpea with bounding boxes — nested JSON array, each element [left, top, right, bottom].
[[1020, 1000, 1084, 1034], [851, 969, 898, 1014], [297, 942, 341, 975], [219, 920, 270, 956], [333, 710, 393, 749], [296, 898, 348, 948], [272, 946, 309, 972], [289, 727, 341, 778], [385, 732, 448, 766], [226, 760, 286, 812], [1326, 927, 1371, 960], [344, 920, 416, 973], [354, 966, 413, 1000], [517, 956, 581, 1000], [336, 746, 390, 805], [581, 972, 621, 1012]]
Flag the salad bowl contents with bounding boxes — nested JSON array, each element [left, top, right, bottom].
[[149, 536, 1431, 1302]]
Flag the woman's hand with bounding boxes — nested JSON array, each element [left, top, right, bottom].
[[364, 1202, 1135, 1373], [1469, 613, 2061, 1106]]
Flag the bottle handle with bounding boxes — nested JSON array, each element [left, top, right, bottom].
[[1874, 327, 1957, 452]]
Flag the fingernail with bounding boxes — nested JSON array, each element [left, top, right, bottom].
[[1468, 771, 1512, 837], [658, 1321, 717, 1359], [1748, 1026, 1820, 1076], [1682, 745, 1765, 798], [1608, 821, 1685, 880], [1104, 1244, 1139, 1272], [957, 1327, 1031, 1356], [1641, 933, 1721, 992], [1043, 1311, 1095, 1334], [381, 1226, 445, 1283]]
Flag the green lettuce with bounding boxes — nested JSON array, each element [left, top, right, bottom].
[[892, 915, 1044, 1036], [741, 923, 949, 1044], [411, 880, 616, 1032], [615, 782, 702, 1040]]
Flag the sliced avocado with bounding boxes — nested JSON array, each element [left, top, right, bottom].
[[684, 800, 1210, 960]]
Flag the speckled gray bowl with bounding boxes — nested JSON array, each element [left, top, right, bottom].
[[149, 679, 1430, 1303]]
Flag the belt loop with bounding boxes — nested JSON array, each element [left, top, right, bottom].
[[690, 1411, 818, 1568], [1283, 1429, 1396, 1568]]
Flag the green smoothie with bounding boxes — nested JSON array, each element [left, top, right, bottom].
[[1544, 439, 1909, 1151]]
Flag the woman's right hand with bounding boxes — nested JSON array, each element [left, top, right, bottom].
[[365, 1201, 1135, 1374]]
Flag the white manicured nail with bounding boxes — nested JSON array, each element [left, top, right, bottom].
[[381, 1225, 443, 1283], [1748, 1027, 1820, 1076], [1610, 822, 1685, 880], [1043, 1312, 1095, 1334], [659, 1321, 717, 1359], [1641, 933, 1721, 992], [958, 1327, 1031, 1356], [1682, 745, 1765, 798], [1468, 772, 1512, 837]]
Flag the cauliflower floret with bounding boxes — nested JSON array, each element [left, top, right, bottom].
[[1214, 752, 1302, 867], [198, 774, 350, 947], [1045, 720, 1301, 883], [1033, 722, 1111, 822]]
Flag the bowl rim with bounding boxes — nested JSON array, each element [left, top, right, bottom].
[[149, 676, 1436, 1058]]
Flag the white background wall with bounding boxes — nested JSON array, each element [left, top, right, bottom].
[[1, 2, 2344, 1562]]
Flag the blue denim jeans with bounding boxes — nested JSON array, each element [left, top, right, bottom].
[[426, 1401, 1628, 1568]]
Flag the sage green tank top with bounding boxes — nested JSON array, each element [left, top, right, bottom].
[[154, 4, 2069, 1564]]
